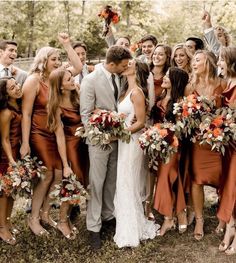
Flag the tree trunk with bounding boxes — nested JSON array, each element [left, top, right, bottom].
[[27, 0, 35, 57], [64, 1, 70, 34]]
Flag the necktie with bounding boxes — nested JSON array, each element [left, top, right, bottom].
[[3, 68, 9, 76], [111, 74, 118, 101]]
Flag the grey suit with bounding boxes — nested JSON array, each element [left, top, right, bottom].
[[204, 28, 221, 56], [80, 65, 119, 232], [14, 67, 27, 86]]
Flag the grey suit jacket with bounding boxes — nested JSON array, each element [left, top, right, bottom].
[[14, 67, 27, 86], [204, 28, 221, 56], [80, 65, 118, 125]]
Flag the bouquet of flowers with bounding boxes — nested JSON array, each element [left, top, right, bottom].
[[0, 155, 47, 199], [75, 109, 131, 150], [98, 5, 120, 37], [173, 94, 215, 138], [139, 122, 179, 171], [49, 173, 90, 206], [192, 107, 236, 154]]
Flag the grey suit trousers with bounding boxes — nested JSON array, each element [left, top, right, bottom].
[[86, 142, 118, 232]]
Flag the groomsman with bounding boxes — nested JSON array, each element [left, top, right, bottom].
[[0, 40, 27, 86], [80, 46, 132, 250]]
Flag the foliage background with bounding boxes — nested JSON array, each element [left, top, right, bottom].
[[0, 0, 235, 58]]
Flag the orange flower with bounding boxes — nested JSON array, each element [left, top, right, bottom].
[[112, 14, 119, 24], [187, 94, 197, 104], [159, 128, 168, 138], [212, 116, 224, 127], [213, 128, 222, 137], [182, 108, 189, 117]]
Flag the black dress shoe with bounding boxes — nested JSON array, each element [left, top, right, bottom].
[[70, 205, 81, 222], [102, 218, 116, 229], [88, 231, 101, 250]]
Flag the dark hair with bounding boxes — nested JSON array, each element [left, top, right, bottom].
[[106, 46, 132, 64], [0, 77, 16, 110], [0, 40, 17, 51], [115, 36, 131, 45], [149, 44, 172, 74], [152, 68, 189, 122], [186, 37, 204, 50], [72, 41, 87, 52], [140, 35, 158, 46]]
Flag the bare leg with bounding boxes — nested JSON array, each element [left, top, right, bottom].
[[145, 171, 156, 220], [219, 216, 235, 251], [6, 197, 19, 234], [192, 183, 204, 240], [28, 170, 53, 235]]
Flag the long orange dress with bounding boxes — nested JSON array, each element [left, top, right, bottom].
[[154, 77, 163, 99], [217, 83, 236, 223], [30, 81, 62, 170], [153, 103, 186, 216], [0, 107, 21, 174], [60, 107, 89, 186], [190, 86, 224, 187]]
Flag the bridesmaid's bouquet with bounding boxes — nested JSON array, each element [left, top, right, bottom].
[[192, 107, 236, 154], [98, 5, 120, 37], [75, 109, 131, 150], [50, 173, 90, 206], [139, 123, 179, 171], [0, 156, 47, 199], [173, 94, 215, 138]]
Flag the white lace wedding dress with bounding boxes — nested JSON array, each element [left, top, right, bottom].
[[113, 90, 159, 248]]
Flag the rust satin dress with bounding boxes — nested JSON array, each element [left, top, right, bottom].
[[190, 86, 224, 187], [217, 83, 236, 223], [30, 81, 62, 170], [154, 77, 164, 99], [0, 107, 21, 174], [60, 107, 89, 187], [153, 102, 186, 217]]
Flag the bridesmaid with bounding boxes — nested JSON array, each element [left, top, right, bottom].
[[190, 50, 226, 241], [145, 44, 172, 220], [216, 46, 236, 254], [47, 68, 88, 235], [152, 67, 189, 236], [20, 33, 82, 236], [0, 77, 22, 244]]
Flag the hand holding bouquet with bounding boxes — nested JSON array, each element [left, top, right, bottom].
[[173, 94, 215, 138], [98, 5, 120, 37], [139, 122, 179, 171], [192, 107, 236, 154], [0, 155, 47, 199], [49, 173, 90, 206], [75, 109, 131, 150]]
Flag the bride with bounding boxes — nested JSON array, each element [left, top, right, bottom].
[[114, 59, 159, 248]]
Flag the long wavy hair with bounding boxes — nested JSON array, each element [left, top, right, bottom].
[[220, 46, 236, 78], [29, 46, 60, 76], [171, 43, 193, 74], [47, 68, 79, 132], [0, 77, 20, 110], [149, 44, 172, 74], [191, 50, 218, 86]]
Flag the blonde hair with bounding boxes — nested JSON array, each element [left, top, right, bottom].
[[220, 46, 236, 78], [29, 46, 60, 75], [215, 26, 231, 47], [171, 43, 193, 74]]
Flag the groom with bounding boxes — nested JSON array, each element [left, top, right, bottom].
[[80, 46, 132, 249]]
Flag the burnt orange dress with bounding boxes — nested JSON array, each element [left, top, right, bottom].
[[154, 77, 163, 99], [217, 83, 236, 223], [30, 81, 62, 170], [60, 107, 89, 186], [0, 107, 21, 174], [153, 102, 186, 216], [190, 86, 224, 187]]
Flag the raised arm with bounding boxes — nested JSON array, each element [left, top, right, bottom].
[[58, 32, 83, 76], [129, 88, 146, 134], [20, 75, 39, 157], [0, 109, 16, 165]]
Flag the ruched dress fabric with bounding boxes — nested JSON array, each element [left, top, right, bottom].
[[0, 107, 21, 175], [153, 103, 186, 217], [190, 87, 224, 188], [60, 107, 89, 187], [114, 90, 159, 248], [217, 83, 236, 223], [154, 77, 163, 99], [30, 81, 62, 170]]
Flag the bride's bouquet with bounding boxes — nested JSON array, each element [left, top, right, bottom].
[[49, 173, 90, 206], [173, 94, 215, 138], [0, 155, 47, 199], [98, 5, 120, 37], [192, 107, 236, 154], [75, 109, 131, 150], [139, 122, 179, 171]]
